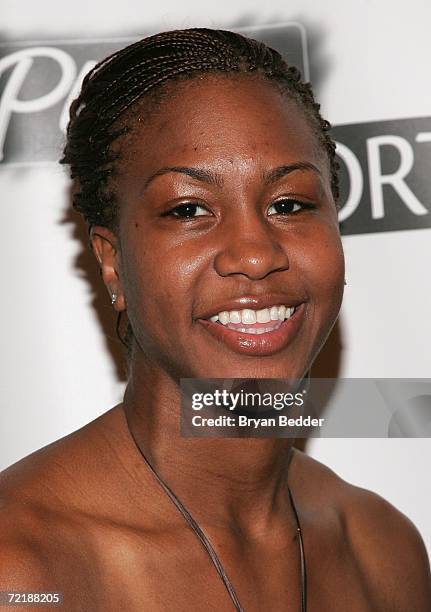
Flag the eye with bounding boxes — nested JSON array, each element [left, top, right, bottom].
[[164, 202, 211, 218], [267, 198, 313, 215]]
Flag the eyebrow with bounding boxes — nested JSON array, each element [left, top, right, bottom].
[[141, 161, 321, 194], [142, 166, 222, 193], [262, 162, 321, 184]]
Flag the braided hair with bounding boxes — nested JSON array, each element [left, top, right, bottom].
[[61, 27, 339, 232]]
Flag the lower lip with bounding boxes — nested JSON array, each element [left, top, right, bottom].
[[198, 304, 306, 357]]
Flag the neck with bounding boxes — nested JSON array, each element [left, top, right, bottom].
[[122, 353, 296, 537]]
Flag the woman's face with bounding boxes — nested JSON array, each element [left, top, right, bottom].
[[109, 74, 344, 380]]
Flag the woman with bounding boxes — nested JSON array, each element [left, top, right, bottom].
[[0, 28, 430, 611]]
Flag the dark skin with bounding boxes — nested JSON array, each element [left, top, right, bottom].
[[0, 74, 430, 611]]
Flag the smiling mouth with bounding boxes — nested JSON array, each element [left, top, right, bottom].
[[198, 303, 305, 357], [208, 304, 296, 334]]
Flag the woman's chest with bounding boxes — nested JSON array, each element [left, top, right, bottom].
[[61, 528, 380, 612]]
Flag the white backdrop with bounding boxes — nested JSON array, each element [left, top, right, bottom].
[[1, 0, 430, 555]]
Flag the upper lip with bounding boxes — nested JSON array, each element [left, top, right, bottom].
[[195, 293, 306, 320]]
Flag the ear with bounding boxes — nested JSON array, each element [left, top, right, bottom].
[[90, 226, 126, 312]]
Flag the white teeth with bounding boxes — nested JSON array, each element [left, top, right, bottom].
[[219, 311, 229, 325], [256, 308, 271, 323], [229, 310, 241, 323], [226, 321, 283, 334], [241, 309, 257, 324], [210, 305, 297, 326], [270, 305, 279, 320]]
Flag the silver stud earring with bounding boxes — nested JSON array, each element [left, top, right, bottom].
[[111, 293, 118, 305], [344, 278, 347, 286]]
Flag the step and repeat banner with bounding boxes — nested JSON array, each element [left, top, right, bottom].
[[1, 1, 430, 552]]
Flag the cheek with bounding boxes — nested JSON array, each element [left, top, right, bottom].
[[295, 221, 345, 308], [119, 231, 205, 336]]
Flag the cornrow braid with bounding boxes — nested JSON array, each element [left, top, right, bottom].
[[61, 27, 339, 231]]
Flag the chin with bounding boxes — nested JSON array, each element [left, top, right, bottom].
[[187, 356, 310, 381]]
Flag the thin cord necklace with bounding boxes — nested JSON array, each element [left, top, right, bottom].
[[127, 423, 307, 612]]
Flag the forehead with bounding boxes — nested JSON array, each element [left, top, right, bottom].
[[116, 74, 326, 180]]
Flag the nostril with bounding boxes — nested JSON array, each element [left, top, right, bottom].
[[214, 243, 289, 280]]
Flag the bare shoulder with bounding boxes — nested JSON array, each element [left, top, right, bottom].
[[0, 478, 68, 593], [0, 531, 55, 592], [341, 480, 431, 611], [0, 508, 96, 611], [0, 405, 130, 499], [0, 406, 133, 587], [291, 449, 431, 610]]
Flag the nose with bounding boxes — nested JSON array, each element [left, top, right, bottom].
[[213, 214, 289, 280]]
